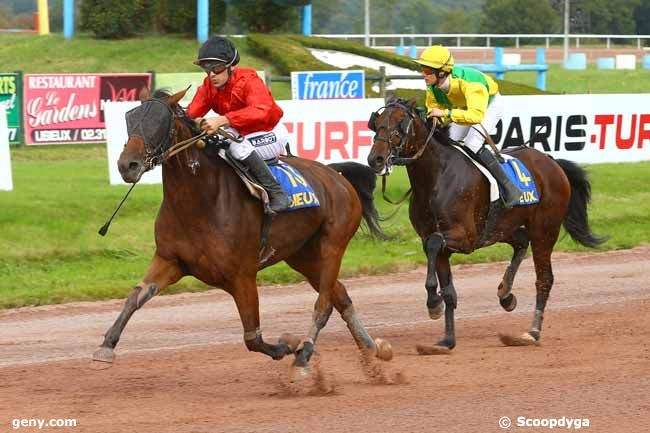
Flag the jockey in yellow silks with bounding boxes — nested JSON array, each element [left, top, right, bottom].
[[415, 45, 522, 208]]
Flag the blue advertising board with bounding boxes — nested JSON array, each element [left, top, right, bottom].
[[291, 70, 365, 100]]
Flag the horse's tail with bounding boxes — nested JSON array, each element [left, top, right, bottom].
[[555, 159, 607, 248], [327, 162, 391, 240]]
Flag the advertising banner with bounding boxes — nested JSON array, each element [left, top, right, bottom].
[[0, 106, 13, 191], [105, 98, 383, 184], [0, 73, 21, 145], [291, 70, 365, 100], [23, 73, 151, 145], [278, 98, 382, 163], [497, 94, 650, 163]]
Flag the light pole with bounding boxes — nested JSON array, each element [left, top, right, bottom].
[[364, 0, 370, 47], [563, 0, 569, 63]]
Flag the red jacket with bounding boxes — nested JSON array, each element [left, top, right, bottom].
[[187, 67, 283, 136]]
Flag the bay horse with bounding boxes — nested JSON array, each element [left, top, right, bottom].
[[92, 89, 392, 377], [366, 98, 604, 354]]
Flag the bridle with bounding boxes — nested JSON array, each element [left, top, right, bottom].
[[368, 101, 436, 171], [126, 98, 207, 172]]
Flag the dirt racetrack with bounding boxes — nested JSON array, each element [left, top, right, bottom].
[[1, 246, 649, 433]]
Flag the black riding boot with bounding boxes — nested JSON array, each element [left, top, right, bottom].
[[242, 152, 290, 213], [477, 147, 523, 209]]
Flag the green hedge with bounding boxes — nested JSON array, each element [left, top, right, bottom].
[[249, 35, 547, 96]]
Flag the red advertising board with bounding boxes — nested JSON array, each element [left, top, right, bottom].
[[23, 73, 151, 145]]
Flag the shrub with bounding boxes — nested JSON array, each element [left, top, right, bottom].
[[80, 0, 154, 39]]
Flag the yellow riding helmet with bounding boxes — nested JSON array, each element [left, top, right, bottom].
[[414, 45, 454, 72]]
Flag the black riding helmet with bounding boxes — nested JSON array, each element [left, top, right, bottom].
[[193, 36, 240, 71]]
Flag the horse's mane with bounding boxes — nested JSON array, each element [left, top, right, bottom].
[[388, 97, 454, 147], [152, 88, 202, 136]]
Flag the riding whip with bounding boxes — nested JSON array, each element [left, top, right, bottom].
[[98, 181, 138, 236]]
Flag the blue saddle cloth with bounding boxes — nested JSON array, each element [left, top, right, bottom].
[[269, 161, 320, 211], [501, 157, 539, 206]]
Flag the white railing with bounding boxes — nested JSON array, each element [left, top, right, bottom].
[[313, 33, 650, 49]]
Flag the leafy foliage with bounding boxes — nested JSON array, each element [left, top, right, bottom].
[[231, 0, 299, 33], [80, 0, 155, 39], [480, 0, 561, 33]]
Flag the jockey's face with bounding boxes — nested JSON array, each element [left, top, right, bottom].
[[207, 66, 231, 89], [422, 66, 443, 87]]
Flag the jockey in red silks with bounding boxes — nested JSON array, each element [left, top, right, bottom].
[[188, 36, 290, 213]]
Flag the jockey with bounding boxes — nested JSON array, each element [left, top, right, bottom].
[[188, 36, 290, 213], [414, 45, 523, 208]]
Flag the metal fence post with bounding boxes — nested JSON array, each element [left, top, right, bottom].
[[379, 66, 387, 99], [264, 68, 272, 89], [536, 48, 546, 91]]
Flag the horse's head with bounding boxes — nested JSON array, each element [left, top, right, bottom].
[[117, 88, 188, 183], [366, 97, 427, 175]]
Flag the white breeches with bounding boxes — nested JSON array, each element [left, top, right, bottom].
[[223, 121, 290, 161], [448, 93, 504, 153]]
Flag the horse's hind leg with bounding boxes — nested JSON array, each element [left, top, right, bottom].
[[92, 254, 183, 364], [285, 253, 391, 373], [500, 226, 559, 346], [229, 276, 295, 361], [498, 227, 529, 312]]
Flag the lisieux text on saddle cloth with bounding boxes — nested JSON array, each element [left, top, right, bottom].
[[269, 162, 320, 210]]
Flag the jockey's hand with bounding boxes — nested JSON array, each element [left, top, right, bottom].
[[427, 108, 446, 118], [201, 115, 231, 135]]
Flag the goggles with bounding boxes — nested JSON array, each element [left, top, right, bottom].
[[199, 61, 228, 75], [420, 66, 437, 76]]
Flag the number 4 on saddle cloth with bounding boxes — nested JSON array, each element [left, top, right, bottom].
[[500, 157, 539, 206], [451, 145, 539, 206]]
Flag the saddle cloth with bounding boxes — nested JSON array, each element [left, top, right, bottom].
[[218, 149, 320, 212], [451, 145, 540, 206]]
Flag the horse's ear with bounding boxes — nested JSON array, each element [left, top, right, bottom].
[[168, 86, 190, 106], [138, 86, 150, 101], [408, 97, 418, 108]]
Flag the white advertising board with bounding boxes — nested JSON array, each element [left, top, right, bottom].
[[498, 94, 650, 164], [106, 98, 385, 184], [105, 94, 650, 185], [0, 106, 13, 191]]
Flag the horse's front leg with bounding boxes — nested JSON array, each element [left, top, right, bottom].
[[417, 251, 457, 355], [422, 233, 446, 320], [229, 276, 294, 361], [93, 254, 184, 364]]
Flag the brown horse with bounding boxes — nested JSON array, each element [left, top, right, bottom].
[[92, 89, 392, 376], [367, 98, 604, 354]]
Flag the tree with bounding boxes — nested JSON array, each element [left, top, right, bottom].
[[230, 0, 299, 33], [636, 0, 650, 35], [80, 0, 155, 39], [480, 0, 560, 34]]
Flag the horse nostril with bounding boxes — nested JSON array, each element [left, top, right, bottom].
[[375, 156, 385, 166], [129, 161, 140, 171]]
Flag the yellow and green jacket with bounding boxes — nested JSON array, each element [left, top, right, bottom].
[[425, 66, 499, 125]]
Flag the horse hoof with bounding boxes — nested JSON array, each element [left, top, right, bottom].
[[500, 293, 517, 312], [428, 302, 444, 320], [92, 347, 115, 364], [278, 333, 301, 353], [499, 332, 540, 347], [288, 365, 311, 383], [415, 344, 451, 355], [374, 338, 393, 361]]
